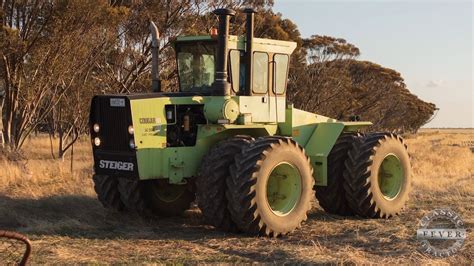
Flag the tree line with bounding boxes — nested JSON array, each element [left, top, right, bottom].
[[0, 0, 436, 155]]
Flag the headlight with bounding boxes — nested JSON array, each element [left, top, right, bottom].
[[128, 125, 134, 135], [166, 110, 173, 120], [129, 139, 136, 149], [94, 137, 101, 146], [93, 123, 100, 133]]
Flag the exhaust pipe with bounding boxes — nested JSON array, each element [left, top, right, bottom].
[[212, 8, 236, 96], [150, 21, 161, 92], [243, 8, 256, 95]]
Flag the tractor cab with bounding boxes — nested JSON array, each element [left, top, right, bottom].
[[174, 35, 294, 98], [168, 9, 296, 100]]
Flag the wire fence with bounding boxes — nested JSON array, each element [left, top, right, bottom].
[[0, 230, 31, 265]]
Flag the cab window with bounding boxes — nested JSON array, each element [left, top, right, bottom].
[[273, 54, 289, 94], [229, 50, 240, 93], [252, 52, 269, 94], [176, 42, 216, 92]]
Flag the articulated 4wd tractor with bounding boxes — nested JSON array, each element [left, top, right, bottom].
[[89, 8, 411, 236]]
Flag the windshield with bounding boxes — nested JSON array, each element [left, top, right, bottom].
[[176, 42, 216, 92]]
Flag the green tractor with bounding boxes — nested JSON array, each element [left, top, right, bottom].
[[89, 8, 412, 236]]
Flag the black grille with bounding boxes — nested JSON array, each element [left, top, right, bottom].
[[93, 96, 132, 152]]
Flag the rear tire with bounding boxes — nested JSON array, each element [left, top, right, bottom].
[[315, 133, 361, 216], [226, 137, 314, 237], [197, 136, 254, 231], [343, 133, 411, 218], [92, 175, 124, 211]]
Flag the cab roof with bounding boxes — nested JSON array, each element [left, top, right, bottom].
[[175, 35, 297, 55]]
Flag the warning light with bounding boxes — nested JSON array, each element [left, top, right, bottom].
[[210, 27, 218, 38]]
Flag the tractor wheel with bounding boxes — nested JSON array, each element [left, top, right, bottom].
[[143, 179, 195, 216], [92, 175, 124, 211], [315, 133, 361, 216], [227, 137, 314, 237], [197, 136, 254, 232], [343, 133, 411, 218], [117, 177, 148, 214]]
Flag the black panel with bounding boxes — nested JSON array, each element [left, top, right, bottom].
[[89, 96, 138, 178], [92, 96, 132, 152]]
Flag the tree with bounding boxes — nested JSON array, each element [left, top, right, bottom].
[[0, 0, 130, 150], [289, 58, 437, 132], [0, 0, 436, 155], [303, 35, 360, 63], [0, 0, 125, 150]]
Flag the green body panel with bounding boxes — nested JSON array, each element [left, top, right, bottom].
[[134, 124, 276, 183], [239, 96, 286, 123], [129, 96, 371, 185], [277, 105, 371, 185], [129, 96, 203, 149], [305, 123, 345, 186], [129, 95, 281, 183]]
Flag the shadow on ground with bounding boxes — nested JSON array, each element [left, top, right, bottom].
[[0, 194, 220, 240], [0, 194, 462, 263], [0, 195, 328, 263]]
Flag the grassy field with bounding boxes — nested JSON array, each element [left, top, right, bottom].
[[0, 129, 472, 264]]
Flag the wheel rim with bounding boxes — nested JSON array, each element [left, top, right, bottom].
[[151, 183, 187, 203], [266, 162, 302, 216], [378, 153, 404, 200]]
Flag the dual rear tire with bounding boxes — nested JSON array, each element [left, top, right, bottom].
[[196, 136, 254, 232], [315, 133, 360, 216], [343, 133, 411, 218], [227, 137, 314, 237], [315, 132, 411, 219]]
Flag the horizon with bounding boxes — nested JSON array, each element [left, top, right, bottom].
[[274, 0, 473, 128]]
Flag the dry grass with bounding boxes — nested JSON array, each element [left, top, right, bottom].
[[0, 130, 472, 264]]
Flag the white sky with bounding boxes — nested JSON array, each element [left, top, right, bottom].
[[274, 0, 473, 128]]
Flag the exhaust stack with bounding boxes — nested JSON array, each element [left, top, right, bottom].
[[212, 8, 236, 96], [150, 21, 161, 92]]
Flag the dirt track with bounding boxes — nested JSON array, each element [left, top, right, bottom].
[[0, 130, 472, 263]]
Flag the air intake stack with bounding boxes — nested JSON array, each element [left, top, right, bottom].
[[243, 8, 256, 95], [212, 8, 236, 96]]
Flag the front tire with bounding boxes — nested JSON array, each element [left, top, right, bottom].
[[226, 137, 314, 237], [92, 175, 124, 211], [197, 136, 254, 231], [117, 177, 148, 214], [144, 180, 195, 216], [343, 133, 411, 218]]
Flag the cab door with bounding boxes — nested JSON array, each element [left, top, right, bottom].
[[239, 51, 272, 122], [270, 53, 290, 122]]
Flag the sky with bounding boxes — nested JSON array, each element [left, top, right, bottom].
[[273, 0, 473, 128]]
